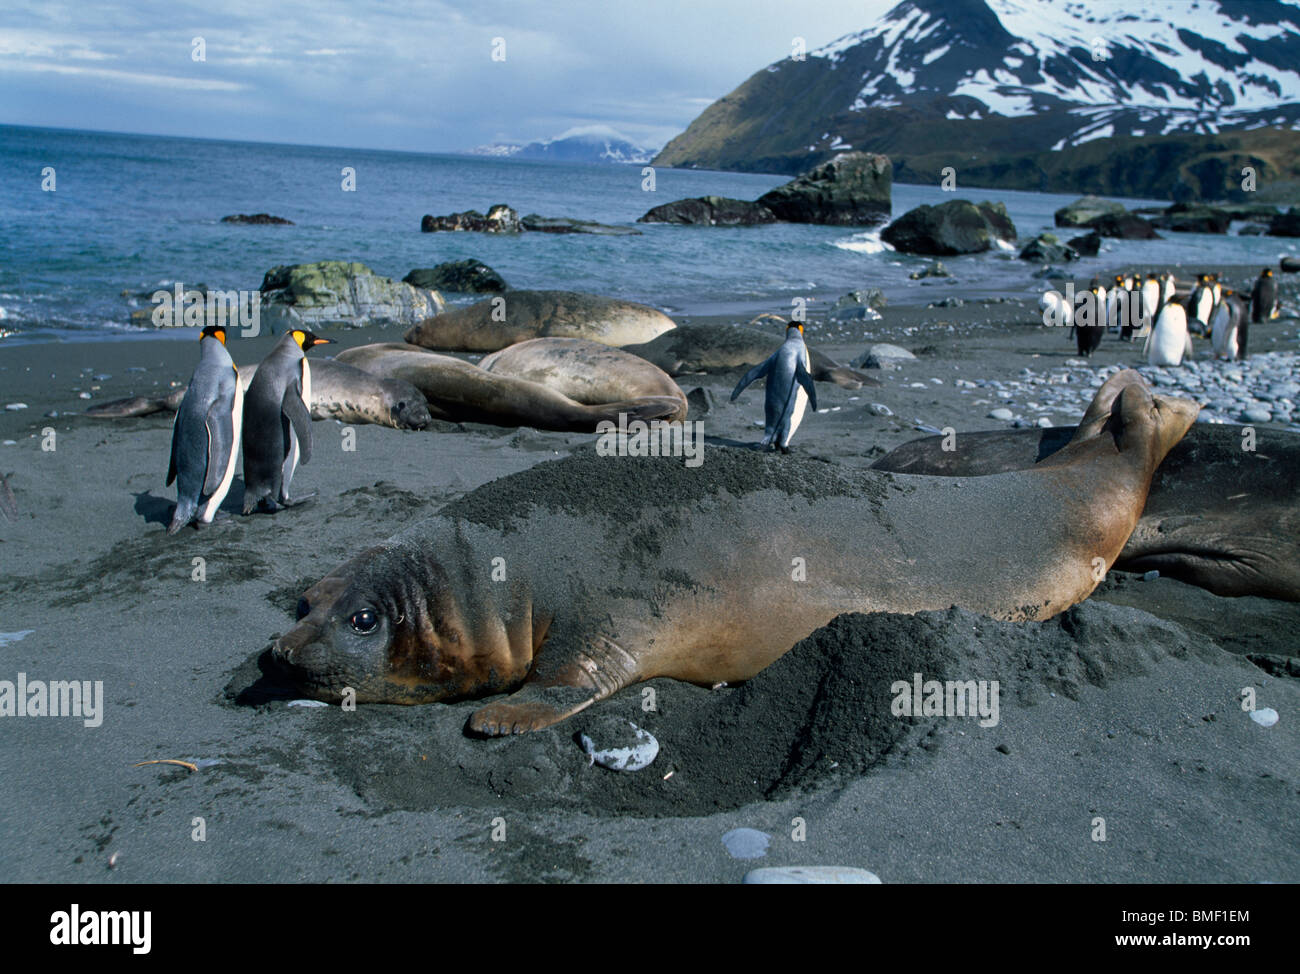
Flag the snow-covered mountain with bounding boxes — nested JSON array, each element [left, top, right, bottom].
[[654, 0, 1300, 199], [472, 126, 654, 164]]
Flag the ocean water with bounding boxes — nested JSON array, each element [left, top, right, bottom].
[[2, 123, 1297, 344]]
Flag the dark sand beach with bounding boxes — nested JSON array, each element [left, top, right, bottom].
[[1, 266, 1298, 883]]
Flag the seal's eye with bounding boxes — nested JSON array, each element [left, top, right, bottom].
[[350, 609, 379, 634], [296, 598, 310, 621]]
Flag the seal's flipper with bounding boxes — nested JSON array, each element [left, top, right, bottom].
[[282, 385, 313, 465], [202, 394, 236, 495], [731, 357, 774, 401], [795, 359, 817, 413], [469, 630, 641, 736]]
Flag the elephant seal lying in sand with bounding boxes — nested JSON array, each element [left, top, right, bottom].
[[620, 322, 877, 390], [86, 359, 432, 430], [404, 290, 676, 352], [479, 337, 687, 422], [271, 370, 1198, 734], [872, 422, 1300, 602], [336, 343, 682, 432]]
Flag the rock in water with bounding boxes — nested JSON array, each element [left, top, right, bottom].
[[404, 260, 507, 294], [518, 214, 641, 235], [1054, 195, 1126, 228], [421, 204, 521, 233], [577, 717, 659, 771], [639, 153, 890, 227], [743, 866, 882, 884], [1085, 212, 1161, 240], [221, 213, 294, 225], [1067, 231, 1102, 256], [260, 261, 444, 329], [638, 195, 776, 226], [880, 200, 1016, 256], [721, 828, 771, 860], [754, 152, 891, 226], [1018, 233, 1077, 263]]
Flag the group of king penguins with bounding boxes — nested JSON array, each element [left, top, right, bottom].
[[1046, 267, 1280, 367], [166, 325, 332, 534]]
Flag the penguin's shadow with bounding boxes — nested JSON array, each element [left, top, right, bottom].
[[134, 476, 246, 528], [703, 435, 765, 450]]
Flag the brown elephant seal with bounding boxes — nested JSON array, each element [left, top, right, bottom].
[[621, 322, 877, 390], [336, 343, 682, 432], [271, 370, 1198, 734], [873, 421, 1300, 601], [404, 290, 676, 351], [479, 337, 687, 422], [87, 359, 431, 430]]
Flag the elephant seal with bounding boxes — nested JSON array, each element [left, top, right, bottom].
[[479, 337, 687, 422], [87, 359, 431, 430], [240, 359, 431, 430], [337, 343, 683, 432], [872, 422, 1300, 601], [621, 322, 877, 390], [272, 370, 1198, 734], [404, 290, 676, 351]]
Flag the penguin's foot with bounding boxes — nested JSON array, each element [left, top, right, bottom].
[[279, 492, 317, 509], [196, 511, 234, 529], [779, 445, 790, 455]]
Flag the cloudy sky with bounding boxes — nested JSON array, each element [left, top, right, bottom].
[[1, 0, 895, 153]]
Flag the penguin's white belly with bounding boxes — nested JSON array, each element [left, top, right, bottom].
[[283, 358, 310, 493], [1148, 309, 1188, 366], [200, 377, 243, 523], [781, 349, 811, 447]]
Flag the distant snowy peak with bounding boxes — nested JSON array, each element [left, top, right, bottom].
[[470, 127, 654, 164], [814, 0, 1300, 142]]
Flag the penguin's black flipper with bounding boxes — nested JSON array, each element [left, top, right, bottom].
[[795, 359, 818, 413], [730, 356, 774, 401], [202, 392, 236, 495], [165, 411, 183, 487], [282, 384, 313, 465], [1238, 318, 1250, 359]]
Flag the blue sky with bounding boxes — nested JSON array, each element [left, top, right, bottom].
[[0, 0, 894, 152]]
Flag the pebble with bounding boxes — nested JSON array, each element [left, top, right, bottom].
[[78, 392, 91, 400], [988, 408, 1014, 421], [286, 699, 329, 708], [721, 828, 771, 860], [1249, 708, 1279, 727], [743, 866, 881, 884], [578, 717, 659, 771], [0, 630, 35, 647], [868, 403, 894, 417], [1142, 570, 1160, 581], [4, 403, 27, 411]]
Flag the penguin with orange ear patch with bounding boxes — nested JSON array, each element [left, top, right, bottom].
[[731, 321, 817, 454], [167, 324, 242, 533], [1251, 267, 1279, 323], [242, 328, 333, 513]]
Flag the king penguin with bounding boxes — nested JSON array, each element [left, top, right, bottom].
[[242, 328, 333, 513], [1251, 267, 1279, 323], [1188, 274, 1216, 336], [1144, 299, 1193, 367], [1211, 288, 1249, 361], [166, 325, 243, 534], [730, 321, 818, 453], [1073, 282, 1106, 356]]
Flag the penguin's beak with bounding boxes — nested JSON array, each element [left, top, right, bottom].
[[308, 336, 334, 349]]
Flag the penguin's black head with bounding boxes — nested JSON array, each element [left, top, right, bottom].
[[787, 322, 804, 335], [292, 329, 334, 351], [200, 325, 227, 345], [1263, 268, 1273, 278]]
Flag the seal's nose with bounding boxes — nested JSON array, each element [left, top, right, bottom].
[[272, 622, 318, 666]]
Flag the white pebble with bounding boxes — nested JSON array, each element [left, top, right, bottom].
[[286, 699, 329, 708], [1250, 708, 1279, 727], [580, 721, 659, 771], [722, 828, 771, 860], [4, 403, 27, 411]]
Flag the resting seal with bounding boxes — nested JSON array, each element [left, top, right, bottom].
[[336, 343, 682, 432], [621, 322, 877, 390], [87, 359, 431, 431], [272, 370, 1198, 734], [873, 421, 1300, 601], [404, 290, 676, 351], [479, 337, 687, 422]]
